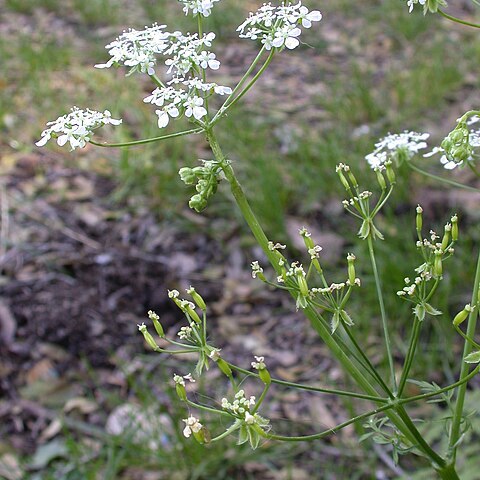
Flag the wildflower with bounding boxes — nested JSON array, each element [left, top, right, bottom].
[[251, 261, 264, 279], [238, 2, 322, 51], [251, 356, 266, 370], [183, 96, 208, 120], [366, 131, 429, 168], [36, 107, 122, 150], [182, 416, 202, 438], [173, 373, 196, 387], [406, 0, 426, 13], [94, 24, 170, 75], [179, 0, 220, 17]]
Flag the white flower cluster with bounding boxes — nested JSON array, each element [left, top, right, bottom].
[[36, 107, 122, 150], [221, 390, 256, 417], [237, 1, 322, 50], [182, 416, 202, 437], [251, 356, 266, 370], [179, 0, 220, 17], [424, 130, 480, 170], [366, 131, 429, 168], [406, 0, 426, 13], [173, 373, 195, 386]]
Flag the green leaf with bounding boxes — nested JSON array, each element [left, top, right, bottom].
[[331, 311, 340, 334], [464, 350, 480, 364], [340, 310, 354, 327]]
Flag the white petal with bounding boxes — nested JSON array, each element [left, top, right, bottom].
[[156, 110, 170, 128], [57, 135, 69, 146], [35, 135, 50, 147], [285, 37, 300, 49]]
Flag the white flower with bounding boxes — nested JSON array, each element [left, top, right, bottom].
[[251, 356, 266, 370], [156, 104, 180, 128], [366, 131, 429, 168], [95, 23, 170, 75], [251, 261, 264, 279], [179, 0, 220, 17], [406, 0, 426, 13], [173, 373, 196, 386], [182, 416, 202, 438], [238, 2, 321, 50], [184, 96, 207, 120], [36, 107, 122, 150]]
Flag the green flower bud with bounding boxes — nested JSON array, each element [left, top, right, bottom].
[[179, 167, 196, 185], [184, 303, 202, 324], [187, 286, 207, 311], [148, 310, 165, 338], [450, 129, 465, 144], [453, 304, 472, 327], [189, 194, 208, 212], [451, 215, 458, 241]]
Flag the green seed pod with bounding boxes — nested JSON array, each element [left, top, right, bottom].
[[347, 169, 358, 188], [385, 161, 396, 185], [259, 368, 271, 385], [347, 253, 356, 285], [451, 215, 458, 241], [216, 358, 233, 379], [152, 317, 165, 338], [138, 324, 159, 351], [375, 168, 386, 190], [416, 205, 423, 232], [433, 251, 443, 278], [185, 305, 202, 324], [176, 383, 187, 401], [441, 224, 451, 251], [453, 305, 471, 327], [187, 287, 207, 311], [297, 273, 309, 297], [337, 170, 350, 191]]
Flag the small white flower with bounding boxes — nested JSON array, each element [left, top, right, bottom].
[[251, 356, 266, 370], [184, 96, 207, 120], [366, 131, 429, 168], [406, 0, 426, 13], [179, 0, 220, 17], [36, 107, 122, 150], [174, 373, 196, 386], [182, 416, 202, 438], [251, 261, 264, 279]]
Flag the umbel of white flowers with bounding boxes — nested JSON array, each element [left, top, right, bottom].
[[36, 0, 322, 149]]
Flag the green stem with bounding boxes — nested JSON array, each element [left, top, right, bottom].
[[408, 162, 480, 192], [398, 318, 422, 397], [186, 399, 230, 417], [205, 129, 447, 458], [367, 235, 397, 393], [438, 9, 480, 29], [455, 325, 480, 350], [228, 363, 388, 403], [448, 246, 480, 462], [251, 384, 270, 414], [90, 128, 204, 148], [343, 325, 394, 398]]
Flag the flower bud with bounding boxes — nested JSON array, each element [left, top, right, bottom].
[[451, 215, 458, 242], [186, 286, 207, 311], [453, 304, 472, 327], [416, 205, 423, 232], [189, 194, 208, 212], [347, 253, 356, 285], [148, 310, 165, 338], [299, 228, 315, 250], [179, 167, 196, 185]]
